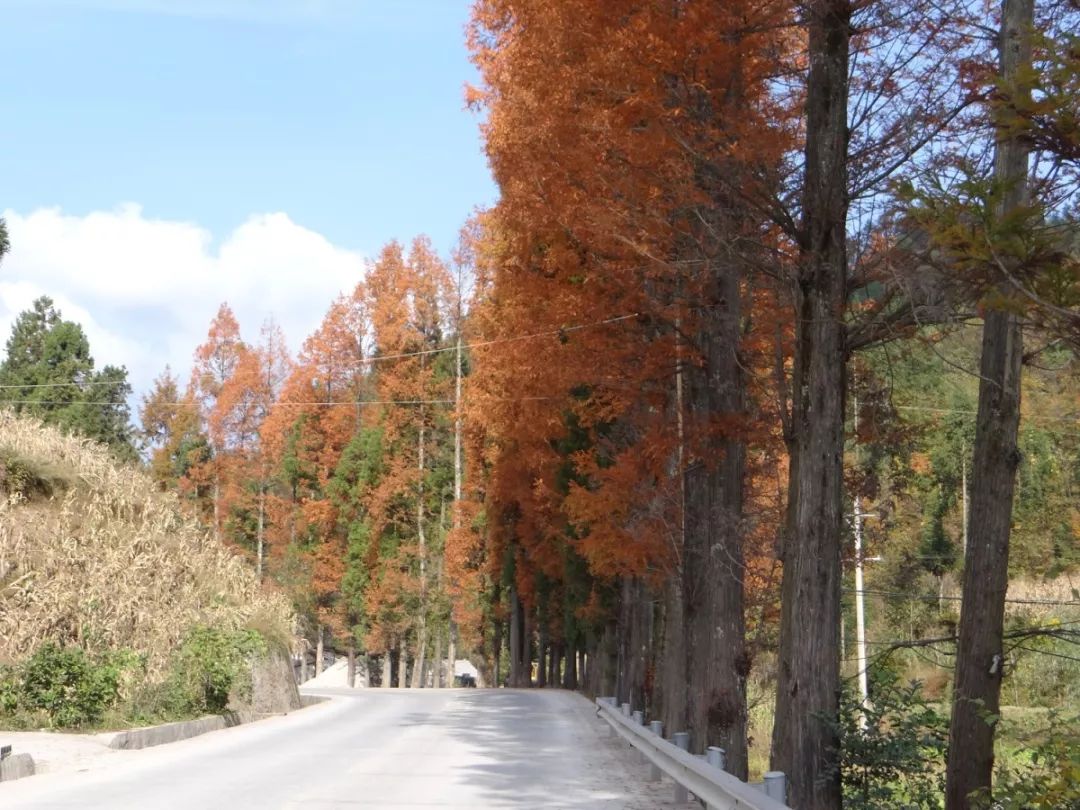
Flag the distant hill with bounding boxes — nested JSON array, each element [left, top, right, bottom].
[[0, 410, 293, 678]]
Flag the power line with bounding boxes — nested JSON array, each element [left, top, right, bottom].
[[894, 403, 1080, 425], [1010, 644, 1080, 665], [844, 586, 1080, 607], [0, 311, 643, 392]]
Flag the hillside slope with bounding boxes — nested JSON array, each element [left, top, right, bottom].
[[0, 411, 294, 678]]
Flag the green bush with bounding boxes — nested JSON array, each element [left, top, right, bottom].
[[0, 628, 269, 729], [0, 665, 21, 715], [163, 626, 267, 715], [827, 677, 948, 809], [983, 713, 1080, 809], [15, 643, 133, 728]]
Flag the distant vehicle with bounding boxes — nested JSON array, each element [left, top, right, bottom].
[[455, 674, 477, 688]]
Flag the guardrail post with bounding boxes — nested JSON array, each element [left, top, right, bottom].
[[672, 732, 690, 804], [706, 746, 726, 771], [621, 702, 631, 717], [646, 721, 663, 782], [600, 697, 616, 737], [631, 711, 646, 764], [763, 771, 786, 802]]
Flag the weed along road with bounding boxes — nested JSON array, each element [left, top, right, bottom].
[[0, 688, 669, 809]]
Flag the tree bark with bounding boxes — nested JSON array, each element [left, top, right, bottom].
[[315, 625, 325, 677], [945, 1, 1031, 805], [683, 268, 748, 775], [347, 642, 357, 688], [563, 639, 578, 690], [397, 642, 408, 689], [658, 576, 688, 738], [537, 613, 548, 688], [771, 2, 851, 807], [411, 406, 428, 689], [493, 615, 503, 688], [447, 632, 456, 688], [433, 629, 443, 688], [509, 586, 522, 687], [255, 486, 265, 580], [523, 602, 533, 687]]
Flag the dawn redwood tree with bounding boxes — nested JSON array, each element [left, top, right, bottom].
[[768, 2, 851, 806], [945, 0, 1033, 804], [188, 303, 245, 542], [139, 366, 204, 492], [336, 238, 454, 687], [214, 320, 292, 578], [261, 285, 369, 671]]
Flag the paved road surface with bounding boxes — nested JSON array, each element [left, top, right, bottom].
[[0, 688, 670, 809]]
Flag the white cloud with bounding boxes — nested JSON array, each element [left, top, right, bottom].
[[0, 205, 365, 401]]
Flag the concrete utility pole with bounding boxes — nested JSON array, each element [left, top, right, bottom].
[[853, 493, 869, 726]]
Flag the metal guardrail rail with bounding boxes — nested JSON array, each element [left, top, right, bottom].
[[596, 697, 792, 810]]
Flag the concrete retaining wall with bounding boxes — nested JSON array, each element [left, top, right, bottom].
[[0, 752, 36, 782]]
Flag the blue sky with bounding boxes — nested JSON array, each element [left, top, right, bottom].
[[0, 0, 496, 395], [1, 0, 493, 255]]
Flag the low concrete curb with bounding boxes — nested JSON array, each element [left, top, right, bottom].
[[0, 752, 36, 782], [108, 714, 236, 751], [106, 699, 331, 751]]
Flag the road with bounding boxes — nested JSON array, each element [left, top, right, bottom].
[[0, 688, 669, 809]]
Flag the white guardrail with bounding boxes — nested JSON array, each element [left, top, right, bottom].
[[595, 697, 792, 810]]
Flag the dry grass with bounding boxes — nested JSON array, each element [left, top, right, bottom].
[[0, 411, 294, 678]]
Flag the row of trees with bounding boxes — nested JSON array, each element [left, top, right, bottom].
[[453, 0, 1079, 808], [138, 238, 464, 688]]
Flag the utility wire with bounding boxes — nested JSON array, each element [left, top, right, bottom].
[[843, 586, 1080, 607], [0, 311, 643, 392]]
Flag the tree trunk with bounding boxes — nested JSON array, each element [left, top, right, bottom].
[[563, 640, 578, 690], [347, 642, 357, 688], [523, 602, 533, 687], [771, 2, 850, 807], [683, 267, 748, 774], [381, 652, 391, 688], [411, 628, 427, 689], [658, 576, 688, 738], [300, 641, 309, 684], [508, 587, 521, 687], [493, 616, 503, 687], [537, 616, 548, 689], [450, 312, 464, 680], [397, 642, 408, 689], [315, 625, 325, 677], [945, 2, 1030, 805], [212, 474, 221, 543], [255, 486, 265, 580], [412, 406, 428, 689], [657, 300, 689, 740], [433, 629, 443, 688]]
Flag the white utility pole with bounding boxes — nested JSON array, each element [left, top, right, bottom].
[[853, 493, 869, 727], [852, 390, 869, 726]]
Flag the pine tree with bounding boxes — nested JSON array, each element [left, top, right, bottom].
[[0, 296, 134, 458]]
